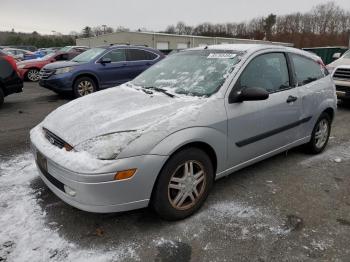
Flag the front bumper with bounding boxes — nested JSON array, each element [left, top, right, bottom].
[[30, 126, 168, 213], [17, 68, 28, 79], [39, 75, 73, 93], [334, 79, 350, 99]]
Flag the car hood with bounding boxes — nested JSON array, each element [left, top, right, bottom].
[[42, 84, 206, 146], [44, 61, 80, 69], [17, 58, 49, 67], [328, 58, 350, 68]]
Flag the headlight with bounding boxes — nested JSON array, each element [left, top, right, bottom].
[[55, 67, 73, 75], [74, 131, 140, 160]]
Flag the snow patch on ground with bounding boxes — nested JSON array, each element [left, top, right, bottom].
[[1, 153, 287, 261], [0, 153, 139, 262], [300, 141, 350, 166]]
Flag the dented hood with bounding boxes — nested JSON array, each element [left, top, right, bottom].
[[42, 85, 205, 146]]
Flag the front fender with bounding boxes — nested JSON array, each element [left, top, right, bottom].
[[149, 127, 228, 174]]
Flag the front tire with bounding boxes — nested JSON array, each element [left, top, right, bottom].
[[73, 77, 97, 98], [152, 148, 214, 221], [305, 112, 331, 154], [26, 68, 40, 82]]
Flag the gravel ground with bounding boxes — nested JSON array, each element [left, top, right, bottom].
[[0, 83, 350, 262]]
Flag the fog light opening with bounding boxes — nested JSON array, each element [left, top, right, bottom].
[[64, 185, 76, 197], [114, 169, 137, 181]]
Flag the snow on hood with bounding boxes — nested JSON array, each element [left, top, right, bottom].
[[328, 57, 350, 68], [42, 84, 206, 147]]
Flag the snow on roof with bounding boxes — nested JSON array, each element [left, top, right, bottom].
[[189, 43, 285, 52]]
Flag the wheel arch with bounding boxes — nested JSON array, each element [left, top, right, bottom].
[[73, 73, 100, 90], [322, 107, 335, 122]]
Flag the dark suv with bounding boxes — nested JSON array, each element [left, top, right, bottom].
[[39, 45, 165, 97], [0, 51, 23, 107]]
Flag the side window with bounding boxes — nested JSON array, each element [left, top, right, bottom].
[[55, 54, 69, 61], [126, 49, 157, 61], [237, 53, 290, 93], [102, 49, 126, 62], [291, 54, 325, 86]]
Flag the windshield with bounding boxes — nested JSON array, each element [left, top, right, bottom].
[[132, 50, 240, 96], [41, 52, 56, 60], [59, 46, 72, 53], [72, 48, 105, 63]]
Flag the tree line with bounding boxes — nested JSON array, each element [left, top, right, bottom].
[[1, 1, 349, 49], [162, 1, 350, 48], [0, 31, 75, 48]]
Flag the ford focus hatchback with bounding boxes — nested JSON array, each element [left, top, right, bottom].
[[30, 44, 336, 220]]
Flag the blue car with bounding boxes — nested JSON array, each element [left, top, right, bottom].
[[39, 45, 165, 98]]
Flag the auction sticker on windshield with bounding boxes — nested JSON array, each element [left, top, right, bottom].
[[207, 53, 237, 59]]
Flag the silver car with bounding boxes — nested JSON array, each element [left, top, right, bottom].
[[30, 44, 337, 220]]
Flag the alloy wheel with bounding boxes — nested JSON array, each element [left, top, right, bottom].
[[77, 80, 94, 96], [27, 69, 40, 82], [314, 119, 329, 149], [168, 160, 207, 211]]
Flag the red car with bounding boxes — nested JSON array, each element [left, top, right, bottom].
[[17, 46, 89, 82], [0, 50, 23, 107]]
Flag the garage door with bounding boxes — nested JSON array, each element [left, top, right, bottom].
[[156, 42, 169, 50], [177, 43, 188, 49]]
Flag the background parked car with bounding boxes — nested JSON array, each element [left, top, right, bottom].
[[17, 47, 89, 82], [0, 50, 23, 107], [326, 50, 350, 101], [3, 48, 35, 61], [39, 45, 165, 97], [9, 45, 37, 52]]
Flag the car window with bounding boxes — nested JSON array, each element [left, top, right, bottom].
[[55, 54, 69, 61], [102, 49, 126, 62], [237, 52, 290, 93], [290, 54, 325, 86], [126, 49, 157, 61]]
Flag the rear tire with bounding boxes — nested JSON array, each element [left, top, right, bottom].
[[152, 148, 214, 221], [26, 68, 40, 82], [73, 77, 97, 98], [0, 89, 4, 107], [304, 112, 331, 154]]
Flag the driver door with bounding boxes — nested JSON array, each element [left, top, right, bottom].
[[225, 52, 303, 168]]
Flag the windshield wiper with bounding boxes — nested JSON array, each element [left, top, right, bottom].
[[143, 86, 175, 98]]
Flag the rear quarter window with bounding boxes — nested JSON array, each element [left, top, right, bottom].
[[290, 54, 325, 86], [126, 49, 158, 61]]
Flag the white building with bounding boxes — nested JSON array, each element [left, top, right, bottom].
[[76, 31, 293, 52]]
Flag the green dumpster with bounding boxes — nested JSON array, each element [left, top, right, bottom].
[[302, 46, 348, 65]]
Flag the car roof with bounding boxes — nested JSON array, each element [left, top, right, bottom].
[[97, 44, 162, 53], [188, 44, 320, 61]]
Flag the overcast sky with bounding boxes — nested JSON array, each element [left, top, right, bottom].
[[1, 0, 350, 34]]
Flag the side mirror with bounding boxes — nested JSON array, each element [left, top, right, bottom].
[[229, 87, 269, 103], [100, 57, 112, 64], [332, 53, 341, 59]]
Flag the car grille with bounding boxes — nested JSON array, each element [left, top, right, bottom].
[[39, 68, 55, 80], [333, 68, 350, 80], [336, 85, 350, 93], [44, 128, 67, 149]]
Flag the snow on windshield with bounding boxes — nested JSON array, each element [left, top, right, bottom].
[[132, 50, 240, 96]]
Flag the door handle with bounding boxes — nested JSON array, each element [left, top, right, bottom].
[[286, 96, 298, 103]]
